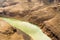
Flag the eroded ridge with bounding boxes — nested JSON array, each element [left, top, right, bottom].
[[0, 0, 60, 40], [0, 6, 57, 40]]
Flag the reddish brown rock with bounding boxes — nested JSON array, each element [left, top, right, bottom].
[[0, 19, 33, 40], [0, 0, 60, 40]]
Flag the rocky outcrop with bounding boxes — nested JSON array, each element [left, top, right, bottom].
[[0, 0, 60, 40], [0, 19, 33, 40]]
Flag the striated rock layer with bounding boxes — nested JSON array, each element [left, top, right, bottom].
[[0, 0, 60, 40]]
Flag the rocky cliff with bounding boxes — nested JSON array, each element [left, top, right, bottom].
[[0, 0, 60, 40]]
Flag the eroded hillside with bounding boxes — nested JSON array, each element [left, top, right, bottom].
[[0, 0, 60, 40]]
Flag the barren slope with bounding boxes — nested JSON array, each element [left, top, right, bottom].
[[0, 0, 60, 40]]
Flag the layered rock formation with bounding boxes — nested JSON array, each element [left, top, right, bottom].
[[0, 0, 60, 40]]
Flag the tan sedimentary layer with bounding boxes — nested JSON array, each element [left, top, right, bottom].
[[0, 0, 60, 40]]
